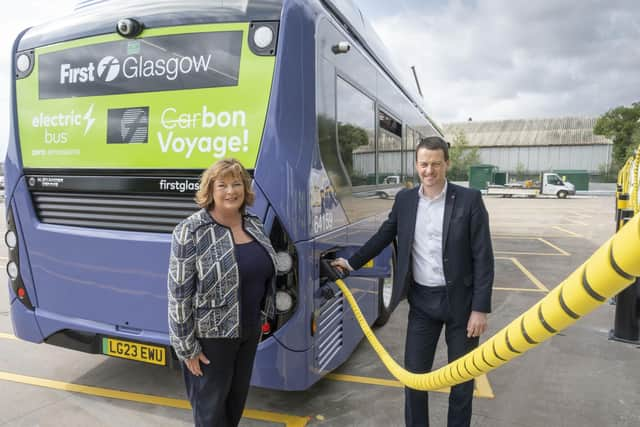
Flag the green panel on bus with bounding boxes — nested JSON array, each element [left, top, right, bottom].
[[16, 23, 275, 170]]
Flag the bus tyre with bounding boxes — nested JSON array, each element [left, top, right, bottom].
[[374, 245, 397, 327], [557, 190, 568, 199]]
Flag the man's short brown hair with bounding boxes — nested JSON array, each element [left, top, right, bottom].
[[416, 136, 450, 161]]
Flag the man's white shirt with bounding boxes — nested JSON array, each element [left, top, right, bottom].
[[412, 181, 447, 287]]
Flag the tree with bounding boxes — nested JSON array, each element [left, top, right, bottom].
[[514, 162, 526, 181], [337, 122, 369, 184], [448, 130, 480, 180], [594, 102, 640, 169], [596, 162, 615, 183]]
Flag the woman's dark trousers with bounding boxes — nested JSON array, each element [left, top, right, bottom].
[[182, 325, 261, 427]]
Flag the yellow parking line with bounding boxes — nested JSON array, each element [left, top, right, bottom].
[[493, 236, 570, 256], [474, 373, 495, 398], [490, 223, 577, 227], [326, 373, 402, 388], [495, 251, 565, 256], [537, 238, 570, 256], [552, 226, 583, 238], [0, 371, 308, 426], [495, 257, 549, 292], [0, 333, 17, 340], [493, 236, 539, 239], [508, 258, 549, 292], [325, 373, 494, 399], [493, 287, 547, 293]]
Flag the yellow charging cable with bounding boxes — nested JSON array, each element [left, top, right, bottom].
[[619, 157, 632, 194], [325, 214, 640, 391], [631, 149, 640, 214]]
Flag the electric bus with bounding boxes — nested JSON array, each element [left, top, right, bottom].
[[5, 0, 441, 390]]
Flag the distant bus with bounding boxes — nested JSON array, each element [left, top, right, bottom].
[[5, 0, 440, 390]]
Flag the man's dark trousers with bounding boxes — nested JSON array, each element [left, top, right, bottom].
[[404, 283, 479, 427]]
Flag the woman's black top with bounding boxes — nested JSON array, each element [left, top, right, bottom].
[[235, 240, 274, 330]]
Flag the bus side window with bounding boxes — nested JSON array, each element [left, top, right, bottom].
[[377, 108, 402, 190], [320, 76, 377, 222], [317, 57, 347, 199], [336, 77, 376, 190]]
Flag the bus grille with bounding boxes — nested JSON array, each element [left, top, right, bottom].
[[31, 191, 198, 233], [316, 292, 344, 371]]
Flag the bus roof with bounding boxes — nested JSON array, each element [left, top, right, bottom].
[[321, 0, 441, 135], [18, 0, 283, 51]]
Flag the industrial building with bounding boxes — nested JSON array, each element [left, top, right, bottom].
[[442, 117, 613, 174]]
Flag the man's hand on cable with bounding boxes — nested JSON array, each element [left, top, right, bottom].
[[184, 352, 210, 376], [466, 311, 488, 338], [331, 257, 354, 274]]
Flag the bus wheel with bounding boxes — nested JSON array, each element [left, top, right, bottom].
[[557, 190, 568, 199], [374, 245, 397, 327]]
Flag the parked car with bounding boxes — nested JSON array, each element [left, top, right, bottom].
[[376, 175, 404, 199]]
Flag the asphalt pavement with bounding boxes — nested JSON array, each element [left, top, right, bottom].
[[0, 195, 638, 427]]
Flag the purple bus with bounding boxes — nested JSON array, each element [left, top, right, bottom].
[[5, 0, 440, 390]]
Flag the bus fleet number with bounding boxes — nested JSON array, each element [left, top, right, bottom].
[[313, 212, 334, 233]]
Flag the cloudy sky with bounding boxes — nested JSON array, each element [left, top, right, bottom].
[[354, 0, 640, 123], [1, 0, 639, 156]]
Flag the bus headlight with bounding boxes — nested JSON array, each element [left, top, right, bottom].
[[5, 231, 17, 249], [7, 261, 19, 280], [275, 290, 293, 312], [16, 54, 31, 73], [275, 251, 293, 275], [15, 51, 34, 79], [254, 26, 274, 49]]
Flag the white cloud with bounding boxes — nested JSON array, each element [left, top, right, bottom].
[[366, 0, 640, 124]]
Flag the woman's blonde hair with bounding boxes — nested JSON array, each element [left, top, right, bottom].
[[195, 159, 255, 212]]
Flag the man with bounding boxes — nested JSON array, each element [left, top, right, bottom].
[[333, 136, 494, 427]]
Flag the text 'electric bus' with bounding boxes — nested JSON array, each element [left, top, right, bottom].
[[5, 0, 441, 390]]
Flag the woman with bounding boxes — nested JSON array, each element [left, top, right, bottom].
[[167, 158, 276, 427]]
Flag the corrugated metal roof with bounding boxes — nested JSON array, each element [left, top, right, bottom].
[[442, 117, 612, 147]]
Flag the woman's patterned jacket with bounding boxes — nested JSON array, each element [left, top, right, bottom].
[[167, 209, 277, 361]]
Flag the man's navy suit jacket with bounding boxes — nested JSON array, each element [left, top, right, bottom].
[[349, 182, 494, 318]]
